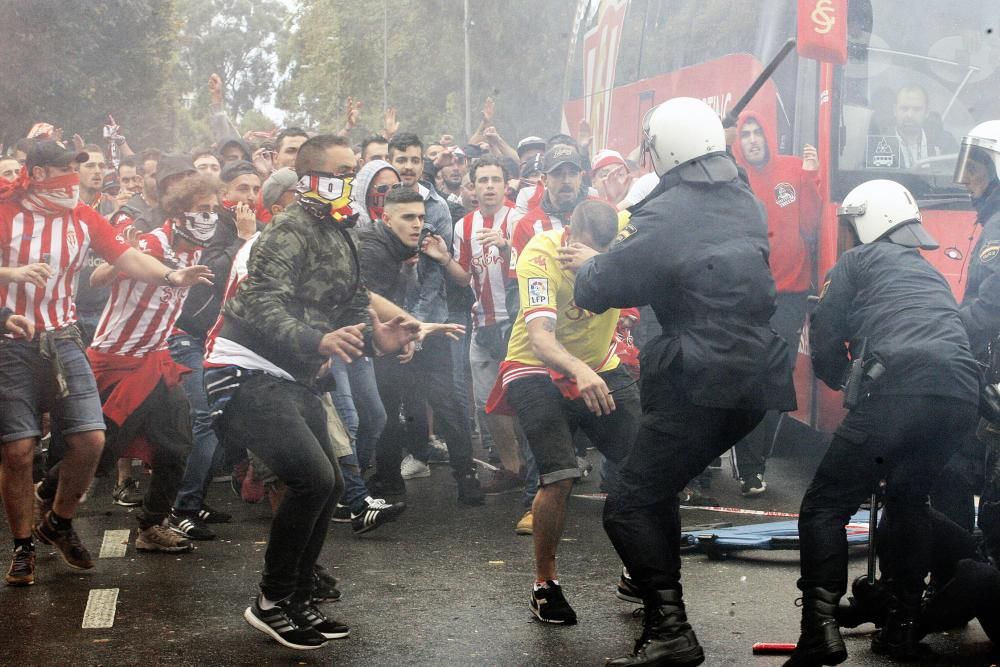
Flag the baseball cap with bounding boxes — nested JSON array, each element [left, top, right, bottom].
[[156, 154, 197, 191], [591, 149, 628, 174], [542, 145, 583, 174], [220, 159, 257, 184], [25, 140, 88, 172], [261, 167, 298, 209], [516, 136, 546, 156]]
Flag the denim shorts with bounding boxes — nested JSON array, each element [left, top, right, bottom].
[[507, 365, 640, 486], [0, 336, 106, 442]]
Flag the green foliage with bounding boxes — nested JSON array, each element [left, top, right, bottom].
[[277, 0, 577, 144], [0, 0, 180, 152], [174, 0, 286, 119]]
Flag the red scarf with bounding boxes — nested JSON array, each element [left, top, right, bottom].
[[20, 173, 81, 215]]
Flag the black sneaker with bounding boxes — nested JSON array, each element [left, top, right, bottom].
[[292, 601, 350, 640], [457, 473, 485, 506], [196, 504, 232, 523], [244, 594, 328, 650], [331, 504, 351, 523], [616, 567, 643, 604], [169, 511, 216, 541], [530, 581, 578, 625], [351, 497, 407, 534], [112, 478, 143, 507], [34, 513, 94, 570], [312, 569, 342, 604], [5, 545, 35, 586], [739, 473, 767, 497]]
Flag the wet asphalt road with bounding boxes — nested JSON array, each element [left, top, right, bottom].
[[0, 427, 995, 666]]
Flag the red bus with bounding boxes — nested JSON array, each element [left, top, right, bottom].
[[563, 0, 999, 432]]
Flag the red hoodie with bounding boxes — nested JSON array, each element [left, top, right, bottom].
[[732, 113, 822, 293]]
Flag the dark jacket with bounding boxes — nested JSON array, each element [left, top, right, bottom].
[[221, 202, 374, 384], [811, 241, 979, 404], [960, 185, 1000, 356], [176, 209, 259, 339], [358, 222, 418, 308], [410, 182, 452, 323], [574, 157, 796, 412]]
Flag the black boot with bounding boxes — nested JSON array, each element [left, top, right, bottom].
[[783, 587, 847, 666], [833, 575, 891, 629], [871, 590, 923, 660], [606, 589, 704, 667]]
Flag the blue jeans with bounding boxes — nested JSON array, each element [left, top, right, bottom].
[[329, 357, 386, 511], [168, 333, 220, 512]]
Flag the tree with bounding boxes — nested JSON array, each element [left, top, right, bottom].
[[0, 0, 181, 151], [276, 0, 577, 144], [174, 0, 286, 121]]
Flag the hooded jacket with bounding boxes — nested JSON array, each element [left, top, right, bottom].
[[732, 113, 822, 293], [350, 160, 398, 232]]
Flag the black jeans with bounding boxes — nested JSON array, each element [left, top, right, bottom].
[[105, 381, 191, 527], [731, 291, 809, 478], [217, 374, 344, 601], [797, 395, 977, 596], [604, 375, 764, 594], [41, 379, 192, 529], [373, 336, 474, 481]]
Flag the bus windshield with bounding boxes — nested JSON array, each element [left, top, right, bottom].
[[835, 1, 1000, 202]]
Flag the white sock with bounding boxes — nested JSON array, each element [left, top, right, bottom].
[[259, 595, 279, 610]]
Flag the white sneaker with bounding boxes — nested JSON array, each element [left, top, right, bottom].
[[400, 454, 431, 479]]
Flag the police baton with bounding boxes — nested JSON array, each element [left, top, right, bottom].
[[723, 39, 797, 129]]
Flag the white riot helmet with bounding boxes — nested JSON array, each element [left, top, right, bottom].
[[838, 179, 938, 249], [954, 120, 1000, 186], [642, 97, 727, 177]]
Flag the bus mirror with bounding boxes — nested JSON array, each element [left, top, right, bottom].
[[796, 0, 848, 64]]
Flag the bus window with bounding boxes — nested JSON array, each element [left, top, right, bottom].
[[834, 2, 1000, 201]]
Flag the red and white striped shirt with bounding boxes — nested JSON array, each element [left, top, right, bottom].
[[508, 207, 566, 280], [204, 232, 258, 357], [454, 206, 512, 328], [0, 202, 129, 332], [90, 223, 199, 357]]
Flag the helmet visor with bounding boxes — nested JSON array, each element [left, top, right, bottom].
[[954, 136, 999, 185]]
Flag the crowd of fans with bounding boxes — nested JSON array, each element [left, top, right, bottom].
[[0, 76, 822, 651]]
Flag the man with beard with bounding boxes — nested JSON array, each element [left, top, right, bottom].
[[206, 135, 417, 649], [509, 146, 589, 282], [436, 147, 467, 205], [0, 141, 212, 587], [728, 113, 822, 496], [885, 85, 957, 169]]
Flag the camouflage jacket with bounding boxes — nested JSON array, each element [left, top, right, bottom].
[[220, 202, 374, 384]]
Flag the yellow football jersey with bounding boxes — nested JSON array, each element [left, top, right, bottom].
[[505, 228, 620, 372]]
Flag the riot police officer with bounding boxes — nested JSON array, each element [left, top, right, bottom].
[[787, 180, 979, 665], [573, 97, 796, 667], [932, 121, 1000, 533]]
